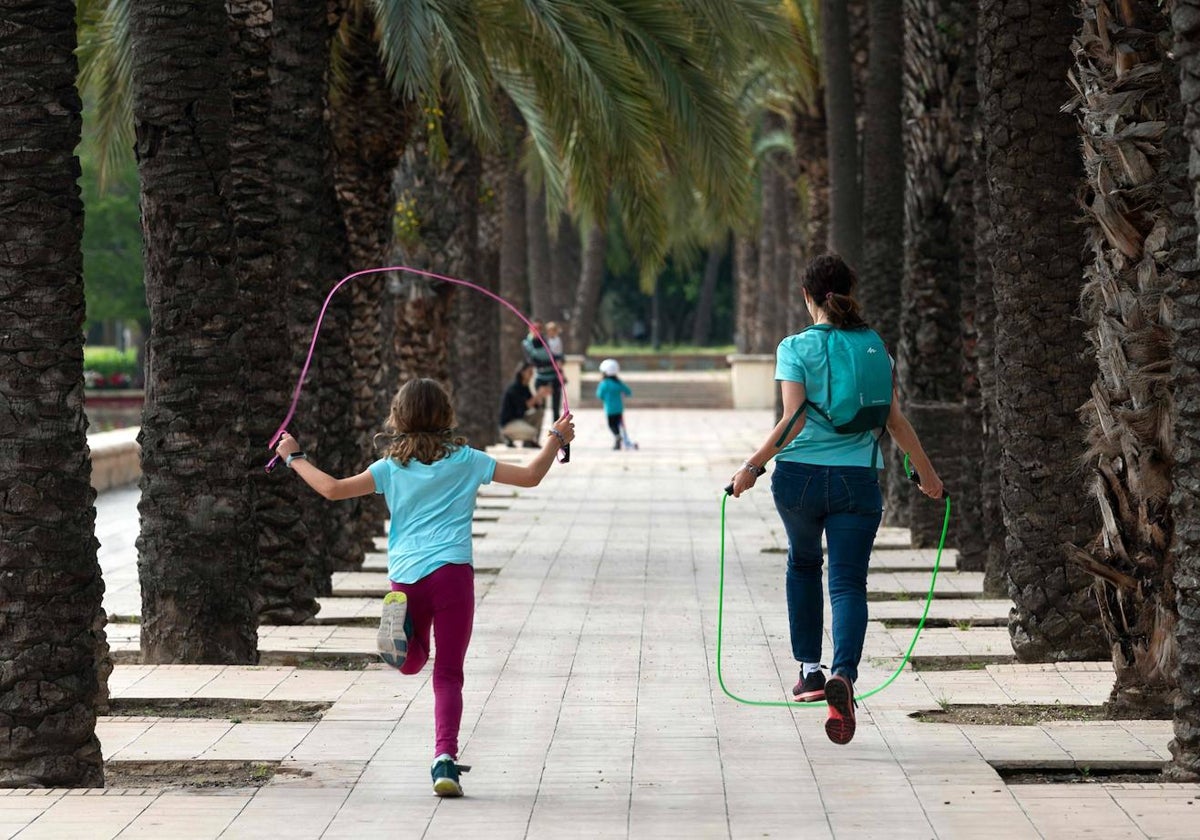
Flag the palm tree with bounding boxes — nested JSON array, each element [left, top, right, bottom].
[[451, 143, 501, 448], [1068, 0, 1188, 719], [821, 0, 862, 267], [859, 0, 904, 353], [498, 104, 530, 379], [894, 0, 975, 548], [1169, 0, 1200, 782], [978, 0, 1107, 661], [569, 221, 610, 354], [128, 0, 259, 663], [0, 0, 105, 788]]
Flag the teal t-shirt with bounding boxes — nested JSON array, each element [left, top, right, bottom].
[[596, 376, 632, 415], [774, 329, 890, 468], [368, 446, 497, 584]]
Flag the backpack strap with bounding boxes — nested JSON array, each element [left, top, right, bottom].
[[774, 326, 833, 449]]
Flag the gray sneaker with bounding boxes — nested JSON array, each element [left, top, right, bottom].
[[377, 591, 408, 669]]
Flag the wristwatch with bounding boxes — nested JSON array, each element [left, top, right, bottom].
[[286, 451, 308, 468], [742, 460, 766, 477]]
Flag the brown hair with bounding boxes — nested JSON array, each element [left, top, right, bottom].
[[802, 254, 867, 329], [373, 379, 466, 466]]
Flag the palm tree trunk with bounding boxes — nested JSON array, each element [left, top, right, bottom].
[[499, 107, 530, 379], [329, 7, 409, 571], [391, 108, 476, 392], [226, 0, 318, 626], [735, 235, 760, 354], [979, 0, 1107, 662], [131, 0, 259, 664], [1069, 0, 1188, 720], [895, 0, 974, 548], [756, 113, 789, 355], [1166, 0, 1200, 779], [450, 148, 498, 448], [859, 0, 905, 351], [821, 0, 863, 268], [791, 103, 827, 334], [0, 0, 105, 786], [569, 223, 608, 355], [549, 212, 580, 323], [526, 182, 554, 322], [691, 236, 726, 346], [973, 141, 1006, 595]]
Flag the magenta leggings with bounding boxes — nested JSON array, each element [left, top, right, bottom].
[[390, 563, 475, 758]]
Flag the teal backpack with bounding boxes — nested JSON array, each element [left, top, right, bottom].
[[777, 324, 893, 465]]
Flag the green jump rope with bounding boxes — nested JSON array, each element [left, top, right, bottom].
[[716, 455, 952, 708]]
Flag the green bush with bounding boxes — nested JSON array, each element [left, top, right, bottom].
[[84, 346, 139, 378]]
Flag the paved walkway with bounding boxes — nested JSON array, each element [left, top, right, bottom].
[[6, 409, 1198, 839]]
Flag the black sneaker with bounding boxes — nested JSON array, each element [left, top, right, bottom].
[[612, 437, 621, 450], [522, 440, 539, 449], [792, 668, 826, 702], [431, 756, 471, 797], [824, 674, 857, 745]]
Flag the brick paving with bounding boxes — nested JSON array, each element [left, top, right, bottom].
[[7, 408, 1198, 839]]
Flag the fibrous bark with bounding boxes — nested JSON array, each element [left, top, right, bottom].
[[896, 0, 975, 548], [0, 0, 105, 787], [979, 0, 1108, 661], [1167, 0, 1200, 781], [131, 0, 259, 664], [1069, 0, 1189, 720]]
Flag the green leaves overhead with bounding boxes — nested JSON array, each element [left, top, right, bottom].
[[77, 0, 798, 280]]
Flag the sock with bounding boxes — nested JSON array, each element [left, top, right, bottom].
[[802, 662, 821, 678], [433, 753, 454, 766]]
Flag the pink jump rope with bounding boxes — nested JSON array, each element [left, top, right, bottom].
[[265, 265, 571, 472]]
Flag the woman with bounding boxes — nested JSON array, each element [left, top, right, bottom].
[[729, 254, 943, 745], [499, 362, 551, 448]]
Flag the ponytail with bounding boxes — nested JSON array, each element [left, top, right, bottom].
[[802, 255, 868, 329]]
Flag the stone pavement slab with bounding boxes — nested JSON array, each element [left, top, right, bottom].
[[25, 408, 1195, 839]]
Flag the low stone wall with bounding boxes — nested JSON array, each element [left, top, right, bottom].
[[726, 354, 776, 409], [89, 428, 140, 492]]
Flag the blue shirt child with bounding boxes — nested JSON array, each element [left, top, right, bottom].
[[596, 375, 632, 416], [368, 446, 497, 584]]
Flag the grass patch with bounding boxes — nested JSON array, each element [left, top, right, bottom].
[[868, 591, 977, 602], [106, 698, 330, 722], [908, 654, 1015, 671], [879, 617, 1007, 629], [993, 762, 1168, 785], [104, 760, 304, 789], [912, 703, 1114, 726]]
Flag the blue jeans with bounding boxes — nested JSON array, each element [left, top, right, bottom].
[[771, 461, 882, 683]]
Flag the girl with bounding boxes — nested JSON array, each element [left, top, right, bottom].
[[728, 254, 942, 745], [274, 378, 574, 796], [596, 358, 633, 450]]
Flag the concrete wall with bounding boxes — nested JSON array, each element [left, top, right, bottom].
[[89, 428, 140, 492]]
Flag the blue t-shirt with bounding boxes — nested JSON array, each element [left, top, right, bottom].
[[368, 446, 497, 583], [596, 376, 632, 415], [774, 330, 889, 468]]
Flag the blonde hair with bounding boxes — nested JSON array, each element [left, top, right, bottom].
[[373, 379, 466, 466]]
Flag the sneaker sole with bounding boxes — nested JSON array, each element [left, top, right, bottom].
[[378, 592, 408, 669], [792, 688, 825, 702], [433, 778, 463, 797], [824, 677, 856, 745]]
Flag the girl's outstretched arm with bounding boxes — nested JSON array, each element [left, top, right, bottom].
[[275, 432, 376, 500], [493, 413, 575, 488]]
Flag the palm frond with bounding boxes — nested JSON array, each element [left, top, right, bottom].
[[76, 0, 135, 190]]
